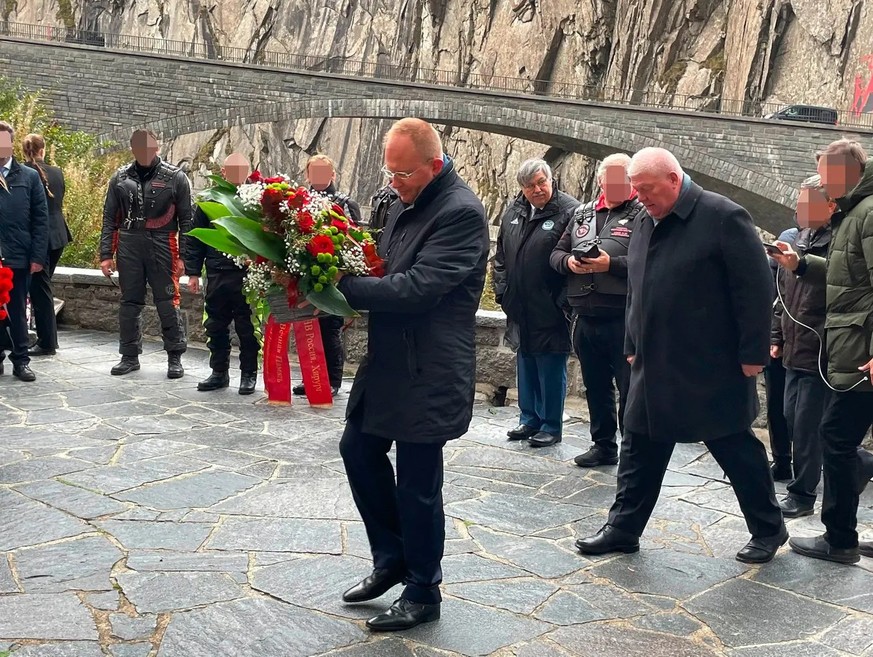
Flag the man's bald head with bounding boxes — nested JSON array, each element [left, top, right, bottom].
[[222, 153, 251, 186], [628, 147, 685, 219]]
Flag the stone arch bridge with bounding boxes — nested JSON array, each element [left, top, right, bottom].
[[1, 31, 870, 234]]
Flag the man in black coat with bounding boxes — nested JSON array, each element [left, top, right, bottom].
[[493, 159, 578, 447], [336, 118, 488, 631], [0, 121, 49, 382], [576, 147, 787, 564], [185, 153, 260, 395], [23, 133, 72, 357], [551, 153, 642, 466]]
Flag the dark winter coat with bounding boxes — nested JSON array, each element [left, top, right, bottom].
[[771, 224, 831, 374], [338, 158, 489, 444], [493, 190, 579, 353], [624, 179, 772, 443], [25, 159, 71, 252], [185, 206, 242, 275], [799, 166, 873, 392], [0, 159, 49, 268]]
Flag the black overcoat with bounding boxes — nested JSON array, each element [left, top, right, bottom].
[[624, 180, 772, 443], [25, 160, 71, 251], [338, 159, 489, 444]]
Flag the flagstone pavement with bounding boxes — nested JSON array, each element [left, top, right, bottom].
[[1, 329, 873, 657]]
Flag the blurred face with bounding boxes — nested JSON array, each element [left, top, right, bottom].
[[0, 131, 12, 164], [600, 164, 633, 208], [131, 132, 159, 166], [306, 160, 335, 192], [817, 153, 863, 200], [221, 154, 251, 186], [383, 134, 442, 204], [796, 186, 836, 229], [629, 169, 682, 219], [521, 169, 553, 209]]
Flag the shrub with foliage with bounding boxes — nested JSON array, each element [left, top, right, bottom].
[[0, 77, 123, 268]]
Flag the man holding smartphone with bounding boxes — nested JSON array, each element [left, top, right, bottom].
[[550, 153, 642, 467]]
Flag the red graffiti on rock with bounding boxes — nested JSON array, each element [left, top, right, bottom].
[[852, 55, 873, 115]]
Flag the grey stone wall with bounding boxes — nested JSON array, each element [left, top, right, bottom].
[[3, 37, 872, 234]]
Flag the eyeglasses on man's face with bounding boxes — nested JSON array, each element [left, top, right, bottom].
[[523, 176, 551, 192], [381, 164, 425, 180]]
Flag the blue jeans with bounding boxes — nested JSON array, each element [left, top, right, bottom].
[[517, 352, 568, 436]]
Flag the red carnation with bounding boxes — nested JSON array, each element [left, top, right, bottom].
[[297, 212, 315, 234], [261, 187, 286, 219], [264, 176, 286, 184], [287, 188, 310, 211], [331, 219, 349, 234], [247, 170, 262, 183], [0, 309, 7, 321], [307, 234, 336, 257]]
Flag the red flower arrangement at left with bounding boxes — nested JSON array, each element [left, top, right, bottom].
[[0, 263, 14, 321]]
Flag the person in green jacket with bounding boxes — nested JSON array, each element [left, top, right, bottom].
[[771, 138, 873, 564]]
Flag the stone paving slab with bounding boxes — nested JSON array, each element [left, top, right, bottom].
[[1, 330, 873, 656]]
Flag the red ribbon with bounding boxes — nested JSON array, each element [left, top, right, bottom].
[[293, 319, 333, 407], [263, 316, 292, 405]]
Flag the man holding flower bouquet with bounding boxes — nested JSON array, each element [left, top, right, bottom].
[[337, 118, 489, 632]]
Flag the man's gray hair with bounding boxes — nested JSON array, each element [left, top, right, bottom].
[[596, 153, 632, 180], [800, 173, 832, 200], [517, 158, 552, 187], [628, 147, 684, 178]]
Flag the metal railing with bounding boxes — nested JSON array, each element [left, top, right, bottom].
[[2, 19, 872, 129]]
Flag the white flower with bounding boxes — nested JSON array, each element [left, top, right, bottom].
[[236, 182, 265, 210]]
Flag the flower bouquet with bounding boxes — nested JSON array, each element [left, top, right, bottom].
[[188, 171, 384, 406], [189, 172, 383, 322], [0, 263, 13, 321]]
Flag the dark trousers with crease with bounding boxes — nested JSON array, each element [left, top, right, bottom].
[[204, 270, 259, 373], [319, 315, 345, 389], [339, 409, 446, 604], [608, 429, 784, 539], [28, 247, 63, 350], [1, 269, 32, 367], [764, 356, 792, 466], [820, 391, 873, 548], [784, 369, 828, 504], [573, 313, 629, 453]]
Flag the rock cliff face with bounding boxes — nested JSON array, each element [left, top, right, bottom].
[[9, 0, 873, 224]]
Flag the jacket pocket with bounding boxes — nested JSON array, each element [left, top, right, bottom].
[[825, 311, 872, 372], [403, 328, 419, 379]]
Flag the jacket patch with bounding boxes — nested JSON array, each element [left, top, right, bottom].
[[575, 224, 591, 238], [542, 220, 555, 230], [610, 226, 632, 239]]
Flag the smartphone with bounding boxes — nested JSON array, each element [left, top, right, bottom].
[[762, 241, 782, 256], [573, 244, 601, 260]]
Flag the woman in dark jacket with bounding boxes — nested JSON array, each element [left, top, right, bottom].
[[493, 159, 579, 447], [23, 133, 72, 355]]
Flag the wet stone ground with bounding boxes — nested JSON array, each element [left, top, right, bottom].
[[0, 329, 872, 656]]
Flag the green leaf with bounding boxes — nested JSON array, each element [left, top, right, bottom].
[[199, 186, 260, 220], [213, 216, 286, 264], [306, 284, 360, 318], [196, 201, 234, 222], [206, 174, 237, 192], [187, 227, 249, 257]]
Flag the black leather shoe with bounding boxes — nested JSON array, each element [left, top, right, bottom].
[[28, 345, 56, 356], [12, 365, 36, 382], [736, 525, 789, 563], [239, 371, 257, 395], [789, 535, 860, 564], [859, 541, 873, 558], [778, 496, 814, 518], [574, 445, 619, 467], [167, 352, 184, 379], [507, 424, 538, 441], [771, 462, 793, 482], [857, 449, 873, 494], [292, 384, 306, 396], [576, 525, 639, 555], [366, 598, 440, 632], [111, 356, 140, 376], [331, 386, 340, 396], [528, 431, 562, 447], [342, 569, 404, 603], [198, 371, 229, 391]]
